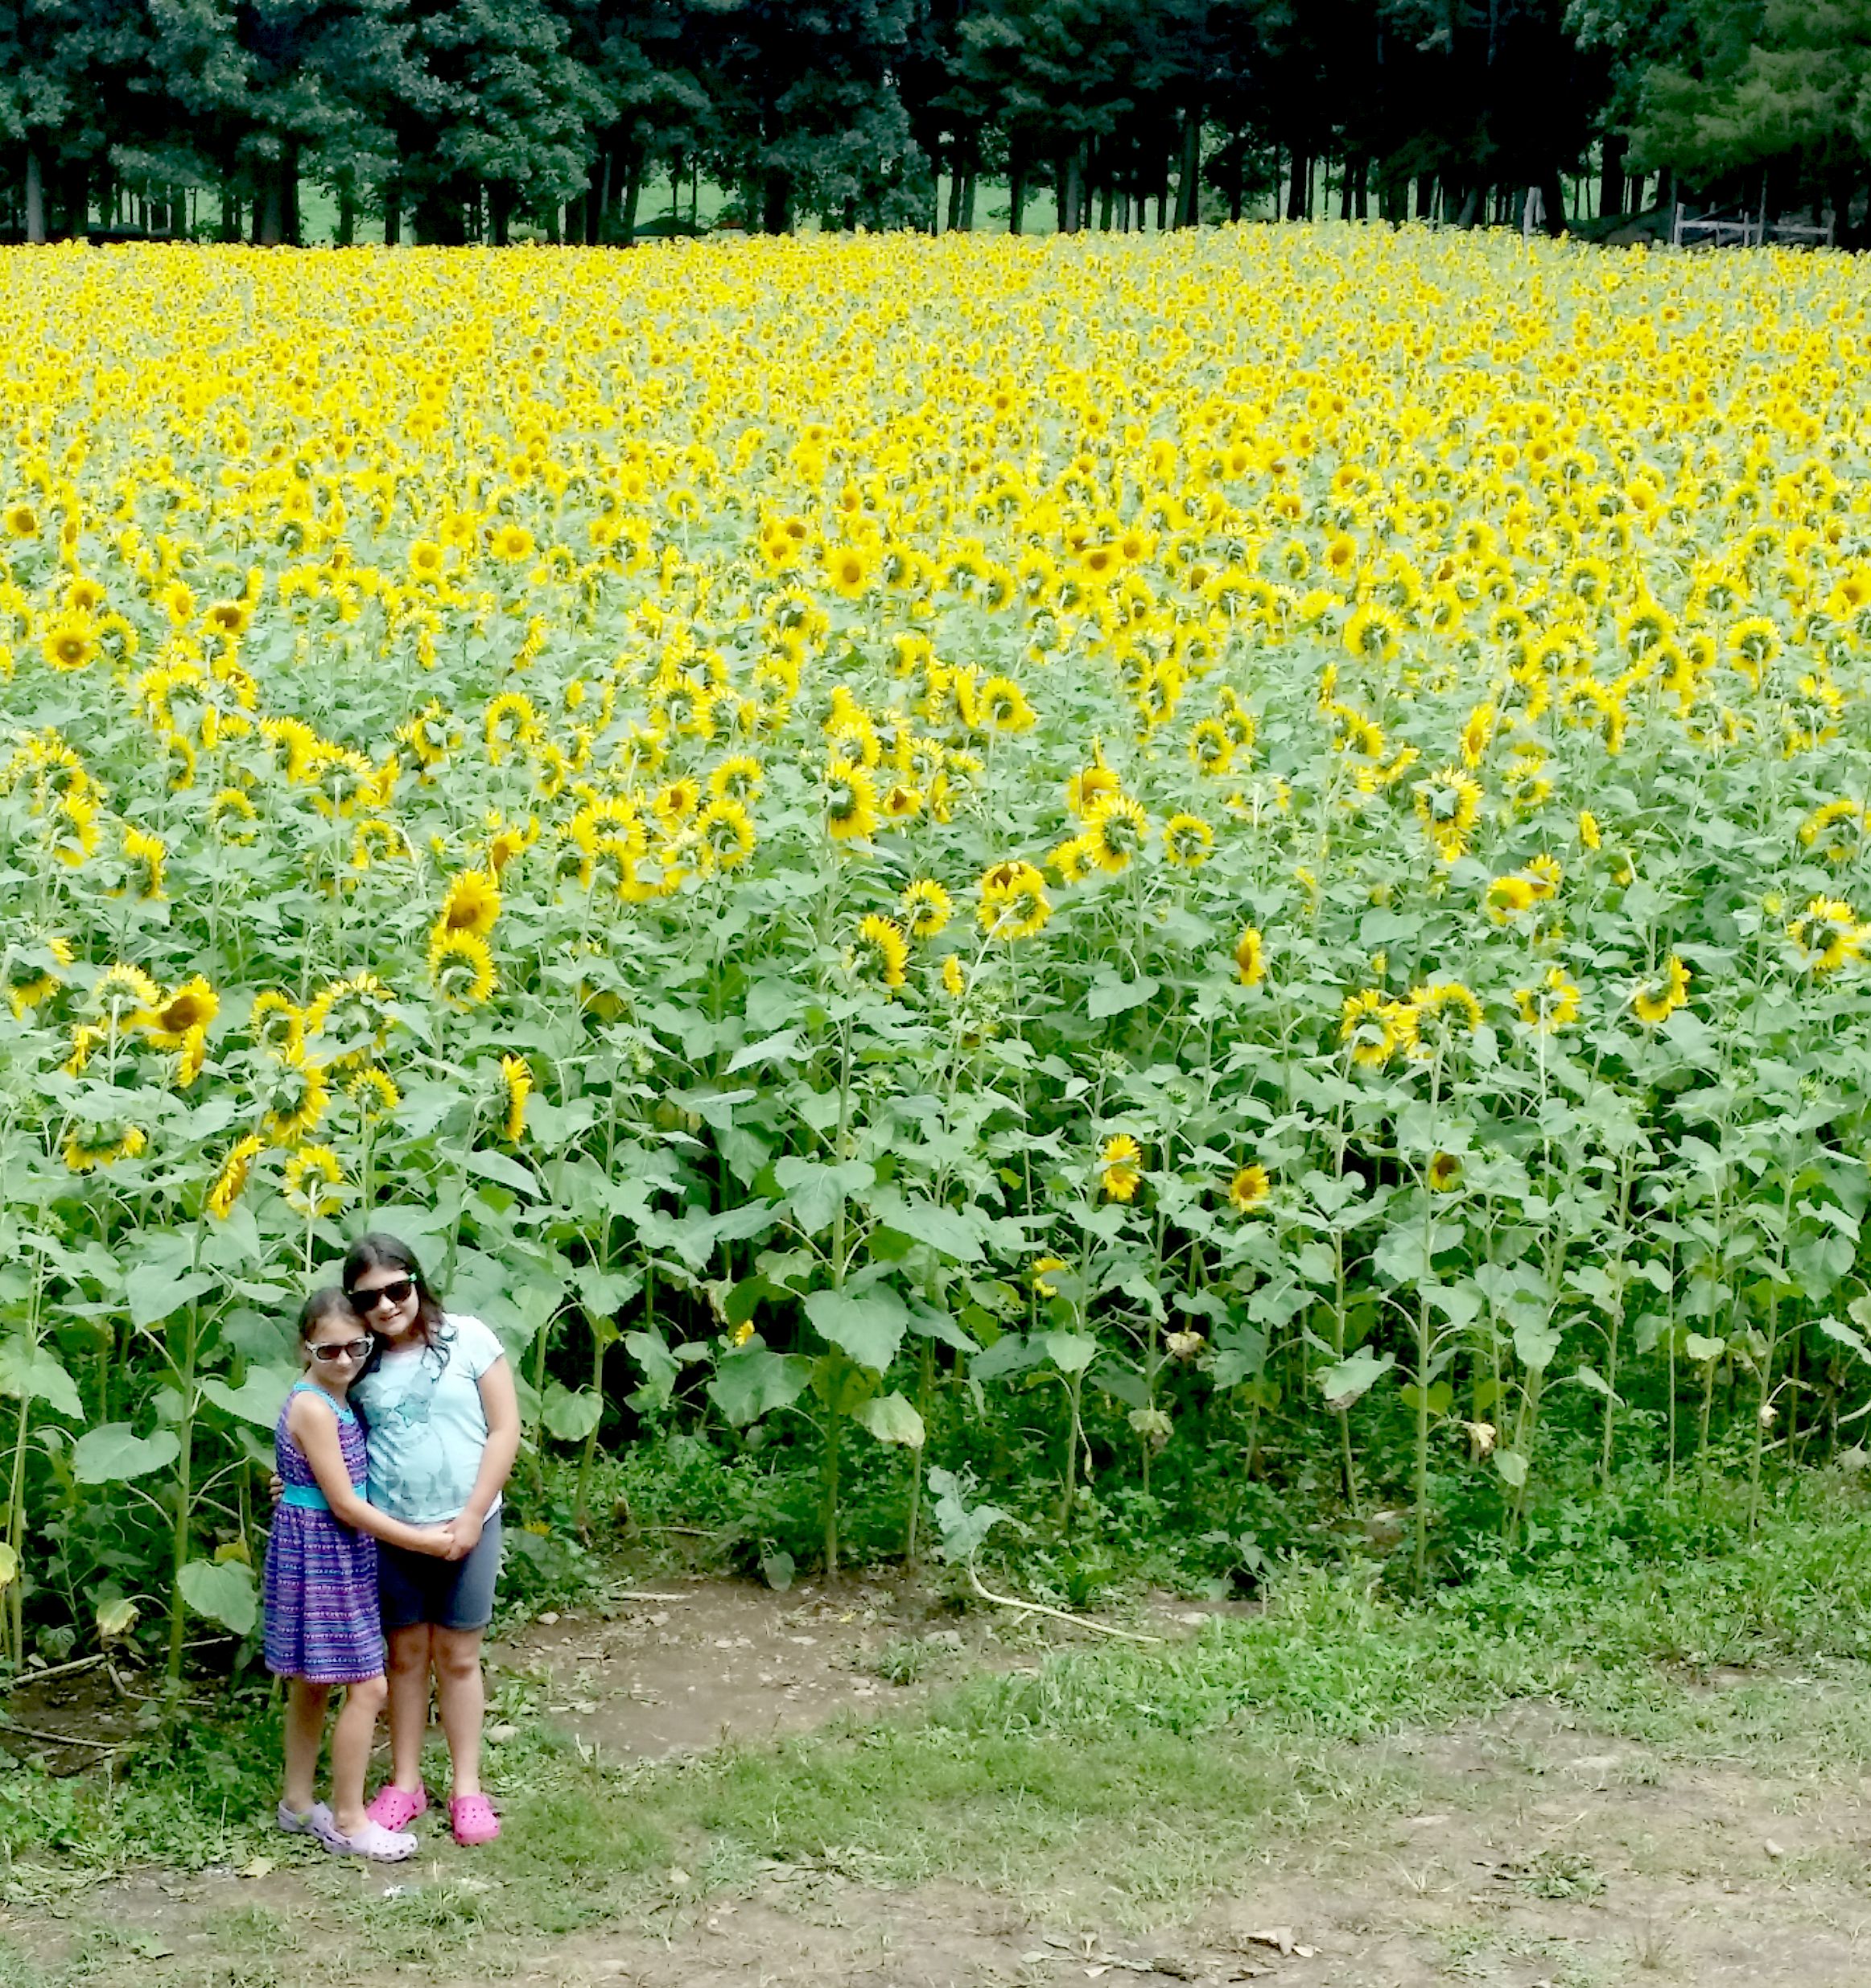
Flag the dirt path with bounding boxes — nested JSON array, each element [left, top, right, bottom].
[[10, 1580, 1871, 1986]]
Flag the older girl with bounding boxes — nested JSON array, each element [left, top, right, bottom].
[[268, 1289, 460, 1861], [344, 1233, 520, 1847]]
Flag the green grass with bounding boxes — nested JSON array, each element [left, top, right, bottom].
[[4, 1492, 1869, 1982]]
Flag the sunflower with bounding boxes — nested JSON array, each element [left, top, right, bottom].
[[306, 972, 395, 1066], [1187, 717, 1235, 775], [207, 1133, 264, 1219], [63, 1122, 147, 1174], [880, 782, 923, 821], [1340, 988, 1405, 1068], [89, 963, 162, 1026], [249, 990, 305, 1057], [1458, 701, 1496, 769], [1787, 898, 1862, 975], [428, 928, 497, 1008], [261, 1048, 332, 1145], [1800, 799, 1869, 865], [1524, 853, 1564, 899], [2, 501, 39, 538], [1080, 795, 1149, 875], [695, 796, 756, 870], [6, 935, 73, 1018], [1484, 874, 1536, 924], [849, 914, 910, 992], [42, 617, 98, 673], [500, 1054, 532, 1140], [1228, 1163, 1271, 1211], [484, 691, 539, 764], [147, 976, 219, 1049], [1428, 1152, 1465, 1193], [823, 757, 880, 841], [1412, 766, 1484, 859], [900, 879, 953, 939], [940, 954, 966, 998], [1065, 750, 1120, 818], [825, 544, 873, 598], [1234, 926, 1266, 987], [282, 1145, 345, 1219], [120, 827, 167, 901], [976, 675, 1036, 732], [1162, 813, 1214, 868], [978, 860, 1052, 941], [708, 753, 764, 802], [1578, 809, 1601, 850], [1406, 980, 1482, 1059], [436, 868, 501, 938], [1631, 955, 1692, 1025], [489, 522, 536, 563], [1514, 967, 1580, 1033], [346, 1068, 401, 1123], [1098, 1134, 1144, 1202], [209, 788, 260, 843]]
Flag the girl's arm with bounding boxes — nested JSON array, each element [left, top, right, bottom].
[[447, 1356, 521, 1553], [286, 1392, 456, 1557]]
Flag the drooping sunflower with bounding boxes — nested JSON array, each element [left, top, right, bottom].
[[1080, 795, 1149, 875], [500, 1054, 532, 1141], [975, 675, 1036, 732], [848, 914, 911, 993], [695, 796, 756, 871], [708, 753, 764, 803], [283, 1145, 345, 1219], [1412, 766, 1484, 860], [1340, 988, 1405, 1068], [147, 976, 219, 1050], [207, 1133, 264, 1219], [1098, 1134, 1144, 1202], [823, 757, 880, 842], [1787, 897, 1863, 975], [978, 860, 1052, 942], [249, 990, 305, 1058], [306, 972, 396, 1067], [261, 1047, 332, 1146], [63, 1121, 147, 1174], [1513, 967, 1581, 1033], [939, 954, 966, 999], [900, 879, 953, 939], [1161, 813, 1214, 868], [120, 827, 167, 901], [89, 962, 162, 1027], [1631, 955, 1692, 1025], [1484, 874, 1536, 924], [1234, 926, 1266, 988], [428, 929, 498, 1008], [7, 936, 74, 1018]]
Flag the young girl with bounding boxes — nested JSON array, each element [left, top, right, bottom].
[[266, 1288, 461, 1861]]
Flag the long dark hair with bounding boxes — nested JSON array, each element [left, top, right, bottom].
[[342, 1231, 449, 1348]]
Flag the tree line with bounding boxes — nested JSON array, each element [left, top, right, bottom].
[[0, 1, 1865, 247]]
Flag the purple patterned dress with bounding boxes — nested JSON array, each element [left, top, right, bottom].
[[262, 1382, 385, 1685]]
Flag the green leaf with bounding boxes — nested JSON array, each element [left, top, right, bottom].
[[1317, 1345, 1394, 1409], [623, 1330, 680, 1411], [1513, 1319, 1561, 1371], [177, 1558, 257, 1637], [1568, 1363, 1618, 1398], [199, 1367, 297, 1429], [1683, 1332, 1727, 1363], [1086, 972, 1158, 1020], [775, 1159, 873, 1236], [72, 1424, 182, 1485], [0, 1339, 84, 1419], [872, 1194, 984, 1263], [804, 1286, 908, 1372], [707, 1348, 812, 1427], [727, 1029, 806, 1072], [1041, 1332, 1098, 1376], [1493, 1450, 1529, 1489], [464, 1147, 536, 1195], [853, 1392, 925, 1446], [1815, 1316, 1871, 1364], [125, 1266, 215, 1329], [540, 1384, 604, 1443]]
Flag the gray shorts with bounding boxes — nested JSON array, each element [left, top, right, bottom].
[[378, 1512, 502, 1633]]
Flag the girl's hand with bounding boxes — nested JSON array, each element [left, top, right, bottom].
[[449, 1510, 484, 1556], [418, 1525, 458, 1559], [267, 1472, 283, 1504]]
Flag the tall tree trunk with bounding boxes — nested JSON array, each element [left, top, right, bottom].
[[489, 183, 513, 246], [1826, 169, 1861, 250], [24, 147, 45, 245], [1229, 142, 1244, 222], [1156, 183, 1168, 230], [1354, 158, 1369, 220], [223, 184, 241, 243], [1177, 105, 1201, 226], [1457, 182, 1482, 228], [1098, 178, 1114, 230], [257, 159, 285, 246], [1285, 150, 1308, 221], [1061, 148, 1082, 233], [383, 183, 401, 247], [337, 180, 356, 246], [1008, 146, 1027, 234], [961, 173, 976, 230], [620, 149, 642, 245], [1539, 166, 1564, 237], [1416, 171, 1436, 219], [946, 163, 963, 231], [1626, 172, 1644, 214], [585, 151, 607, 245], [761, 166, 790, 234], [1599, 132, 1626, 218]]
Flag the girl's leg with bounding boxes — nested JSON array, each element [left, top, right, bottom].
[[432, 1627, 486, 1798], [282, 1678, 332, 1813], [384, 1623, 435, 1792], [328, 1674, 390, 1837]]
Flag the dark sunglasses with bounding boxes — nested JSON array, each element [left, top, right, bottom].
[[346, 1277, 414, 1315], [311, 1338, 372, 1364]]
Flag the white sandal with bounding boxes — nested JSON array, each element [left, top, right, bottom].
[[328, 1818, 418, 1862]]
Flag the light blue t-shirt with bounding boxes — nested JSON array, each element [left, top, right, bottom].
[[350, 1314, 507, 1525]]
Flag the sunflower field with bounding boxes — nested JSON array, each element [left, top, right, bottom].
[[4, 225, 1871, 1672]]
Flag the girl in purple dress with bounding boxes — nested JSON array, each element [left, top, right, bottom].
[[266, 1289, 460, 1861]]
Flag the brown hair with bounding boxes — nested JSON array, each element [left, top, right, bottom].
[[341, 1231, 448, 1347], [297, 1285, 355, 1344]]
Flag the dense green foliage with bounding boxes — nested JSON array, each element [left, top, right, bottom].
[[2, 0, 1869, 245]]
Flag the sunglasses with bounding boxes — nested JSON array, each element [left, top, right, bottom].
[[311, 1338, 372, 1364], [346, 1277, 414, 1315]]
